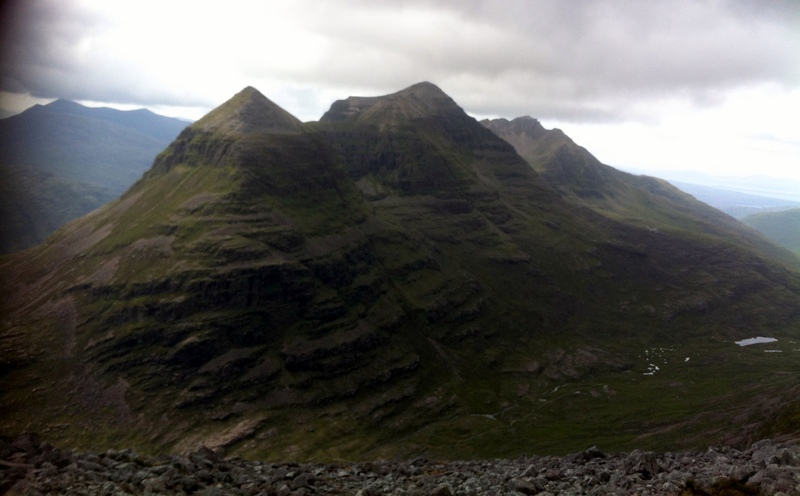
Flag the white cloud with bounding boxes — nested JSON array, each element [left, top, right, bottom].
[[548, 84, 800, 179], [1, 0, 799, 178]]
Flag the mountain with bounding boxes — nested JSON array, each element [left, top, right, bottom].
[[3, 84, 800, 461], [0, 165, 118, 253], [481, 117, 799, 266], [480, 116, 710, 213], [0, 99, 189, 190], [0, 99, 189, 252], [743, 208, 800, 255]]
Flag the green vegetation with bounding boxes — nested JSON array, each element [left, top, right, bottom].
[[2, 84, 800, 461], [743, 208, 800, 255]]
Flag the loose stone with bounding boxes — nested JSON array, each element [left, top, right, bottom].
[[2, 433, 800, 495]]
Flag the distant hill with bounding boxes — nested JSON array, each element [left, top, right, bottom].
[[0, 100, 188, 252], [0, 165, 118, 253], [743, 208, 800, 254]]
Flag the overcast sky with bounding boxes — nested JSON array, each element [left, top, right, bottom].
[[1, 0, 799, 179]]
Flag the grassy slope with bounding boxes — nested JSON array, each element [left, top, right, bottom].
[[2, 87, 800, 461], [743, 208, 800, 255]]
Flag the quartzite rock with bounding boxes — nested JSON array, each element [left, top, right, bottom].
[[3, 434, 800, 495]]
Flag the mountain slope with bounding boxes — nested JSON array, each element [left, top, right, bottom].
[[743, 208, 800, 254], [37, 99, 189, 142], [0, 100, 188, 252], [0, 165, 118, 253], [2, 84, 800, 461], [482, 116, 800, 269], [0, 99, 188, 190], [666, 180, 800, 219]]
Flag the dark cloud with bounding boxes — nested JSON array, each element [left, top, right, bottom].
[[1, 0, 102, 95], [0, 0, 213, 107], [293, 0, 799, 122], [0, 0, 797, 123]]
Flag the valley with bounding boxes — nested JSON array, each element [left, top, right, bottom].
[[0, 100, 188, 252], [1, 83, 800, 464]]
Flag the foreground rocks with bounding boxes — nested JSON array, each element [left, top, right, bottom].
[[2, 434, 799, 495]]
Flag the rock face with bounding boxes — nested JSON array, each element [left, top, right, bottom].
[[3, 83, 800, 460], [3, 434, 800, 495]]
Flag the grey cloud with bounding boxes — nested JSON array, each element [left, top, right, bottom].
[[302, 0, 799, 121], [1, 0, 798, 124], [1, 0, 103, 94], [0, 0, 213, 107]]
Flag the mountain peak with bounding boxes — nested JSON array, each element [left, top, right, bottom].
[[394, 81, 462, 112], [320, 81, 462, 123], [482, 116, 547, 140], [44, 99, 82, 110], [396, 81, 447, 98], [20, 99, 84, 117], [192, 86, 303, 135]]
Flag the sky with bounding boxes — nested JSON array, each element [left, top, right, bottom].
[[1, 0, 799, 180]]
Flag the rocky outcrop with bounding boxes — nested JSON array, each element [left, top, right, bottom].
[[3, 434, 800, 495]]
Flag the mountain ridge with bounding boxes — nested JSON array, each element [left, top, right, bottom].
[[0, 99, 189, 252], [23, 98, 189, 141], [482, 115, 800, 269], [321, 81, 463, 123], [2, 83, 800, 461]]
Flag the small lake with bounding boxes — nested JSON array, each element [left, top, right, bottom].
[[735, 337, 778, 347]]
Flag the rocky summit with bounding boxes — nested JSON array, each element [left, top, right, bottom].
[[2, 83, 800, 461]]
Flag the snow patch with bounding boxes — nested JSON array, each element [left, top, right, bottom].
[[735, 337, 777, 347]]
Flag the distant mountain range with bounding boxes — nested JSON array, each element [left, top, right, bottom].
[[2, 83, 800, 461], [0, 100, 188, 252]]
